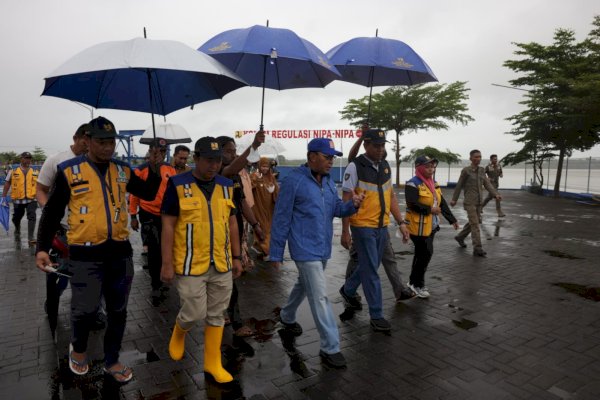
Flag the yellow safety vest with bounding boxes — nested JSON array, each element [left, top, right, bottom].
[[405, 177, 444, 237], [171, 172, 235, 276], [59, 156, 131, 247], [349, 155, 392, 228], [10, 166, 38, 200]]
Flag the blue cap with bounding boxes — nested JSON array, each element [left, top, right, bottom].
[[307, 138, 343, 156]]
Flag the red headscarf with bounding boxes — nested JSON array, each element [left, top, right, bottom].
[[415, 164, 438, 204]]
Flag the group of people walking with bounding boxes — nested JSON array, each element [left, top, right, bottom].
[[0, 116, 505, 383]]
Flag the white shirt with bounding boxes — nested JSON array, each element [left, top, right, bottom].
[[37, 149, 77, 187]]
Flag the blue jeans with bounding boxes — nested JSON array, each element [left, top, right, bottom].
[[344, 226, 388, 319], [280, 260, 340, 354]]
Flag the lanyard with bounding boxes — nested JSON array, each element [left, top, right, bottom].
[[105, 168, 120, 223]]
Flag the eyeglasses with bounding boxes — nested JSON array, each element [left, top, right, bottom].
[[319, 153, 336, 161]]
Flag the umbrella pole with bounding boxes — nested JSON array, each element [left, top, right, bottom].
[[146, 68, 157, 140], [366, 66, 375, 126], [260, 55, 267, 131]]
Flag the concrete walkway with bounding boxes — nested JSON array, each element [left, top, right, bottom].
[[0, 190, 599, 399]]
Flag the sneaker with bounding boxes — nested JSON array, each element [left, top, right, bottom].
[[319, 350, 346, 368], [370, 318, 392, 332], [281, 321, 303, 336], [396, 287, 416, 302], [473, 248, 487, 257], [408, 283, 430, 299], [454, 236, 467, 248], [339, 286, 362, 310]]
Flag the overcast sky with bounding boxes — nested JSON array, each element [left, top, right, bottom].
[[1, 0, 598, 160]]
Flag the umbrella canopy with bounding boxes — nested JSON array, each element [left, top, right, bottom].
[[198, 24, 341, 129], [327, 34, 437, 123], [139, 123, 192, 145], [326, 36, 437, 87], [235, 133, 285, 157], [42, 37, 247, 137]]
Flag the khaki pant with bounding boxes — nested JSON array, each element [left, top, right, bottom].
[[456, 205, 483, 250], [482, 182, 502, 211], [174, 266, 232, 330]]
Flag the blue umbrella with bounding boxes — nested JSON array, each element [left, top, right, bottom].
[[199, 23, 341, 130], [327, 31, 437, 123], [0, 196, 10, 234], [42, 32, 247, 138]]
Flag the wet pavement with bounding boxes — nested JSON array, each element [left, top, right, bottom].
[[1, 189, 600, 399]]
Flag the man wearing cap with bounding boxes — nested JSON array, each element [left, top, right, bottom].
[[160, 137, 242, 384], [270, 138, 363, 368], [340, 129, 409, 332], [405, 156, 459, 298], [2, 151, 39, 243], [129, 138, 175, 306], [451, 149, 502, 257], [35, 116, 163, 382], [36, 123, 104, 330]]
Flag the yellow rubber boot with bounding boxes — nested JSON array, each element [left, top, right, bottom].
[[169, 322, 188, 361], [203, 325, 233, 383]]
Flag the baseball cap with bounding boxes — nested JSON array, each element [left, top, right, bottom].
[[87, 116, 117, 139], [415, 155, 439, 166], [363, 129, 388, 144], [194, 136, 222, 158], [20, 151, 32, 158], [307, 138, 343, 156]]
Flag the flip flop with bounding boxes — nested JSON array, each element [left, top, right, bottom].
[[103, 364, 133, 383], [68, 343, 89, 376]]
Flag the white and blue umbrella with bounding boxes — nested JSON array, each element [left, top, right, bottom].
[[199, 23, 341, 130], [42, 36, 247, 138]]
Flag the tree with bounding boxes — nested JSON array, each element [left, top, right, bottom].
[[0, 151, 19, 164], [32, 147, 46, 164], [340, 82, 474, 185], [402, 146, 462, 165], [504, 16, 600, 196]]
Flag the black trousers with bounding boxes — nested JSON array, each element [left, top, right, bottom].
[[409, 231, 437, 288], [12, 201, 37, 238], [139, 208, 162, 290], [69, 257, 134, 367]]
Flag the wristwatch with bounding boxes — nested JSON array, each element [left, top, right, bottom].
[[232, 255, 242, 260]]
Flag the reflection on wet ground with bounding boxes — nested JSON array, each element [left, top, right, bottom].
[[553, 283, 600, 302]]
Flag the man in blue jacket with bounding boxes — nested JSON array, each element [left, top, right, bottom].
[[270, 138, 364, 368]]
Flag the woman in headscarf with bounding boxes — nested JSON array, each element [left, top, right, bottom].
[[250, 157, 279, 259], [404, 156, 459, 299]]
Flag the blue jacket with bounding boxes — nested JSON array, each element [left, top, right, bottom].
[[270, 164, 357, 262]]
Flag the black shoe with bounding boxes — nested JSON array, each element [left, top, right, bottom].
[[319, 350, 346, 368], [455, 236, 467, 248], [396, 287, 416, 302], [281, 321, 303, 336], [473, 248, 487, 257], [370, 318, 391, 332], [339, 286, 362, 310]]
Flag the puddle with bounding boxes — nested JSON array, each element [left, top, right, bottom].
[[553, 283, 600, 302], [452, 318, 478, 330], [543, 250, 584, 260]]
